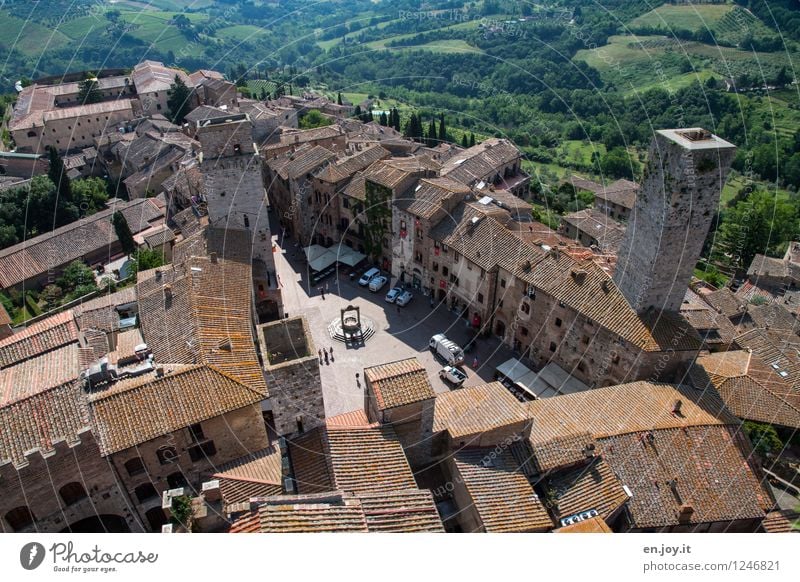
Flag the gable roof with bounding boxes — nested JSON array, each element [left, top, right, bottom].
[[690, 350, 800, 429], [364, 357, 435, 410], [546, 456, 629, 523], [136, 256, 265, 393], [0, 343, 89, 467], [451, 447, 553, 532], [603, 426, 770, 530], [88, 364, 264, 455], [0, 310, 79, 367], [433, 382, 529, 441], [440, 138, 521, 185]]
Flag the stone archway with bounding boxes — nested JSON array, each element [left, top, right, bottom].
[[61, 515, 130, 533]]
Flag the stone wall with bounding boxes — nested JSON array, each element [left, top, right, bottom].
[[109, 405, 268, 531], [0, 429, 140, 533], [614, 130, 735, 313], [259, 317, 325, 437]]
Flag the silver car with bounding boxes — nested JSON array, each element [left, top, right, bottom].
[[368, 275, 388, 292], [385, 287, 403, 303], [395, 290, 413, 306]]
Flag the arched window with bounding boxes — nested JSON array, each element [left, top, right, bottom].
[[124, 457, 146, 476], [5, 506, 35, 531], [26, 130, 36, 138], [134, 483, 158, 503], [145, 507, 167, 531], [59, 482, 88, 506]]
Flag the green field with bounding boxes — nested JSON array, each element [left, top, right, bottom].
[[575, 33, 798, 92], [0, 11, 72, 55], [383, 39, 483, 54], [216, 25, 268, 42], [630, 4, 735, 30], [118, 10, 209, 54], [630, 4, 781, 47]]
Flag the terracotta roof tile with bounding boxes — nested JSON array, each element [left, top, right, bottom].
[[365, 357, 435, 410], [690, 351, 800, 429], [452, 447, 553, 532], [602, 426, 770, 530], [526, 382, 735, 442], [546, 457, 629, 523], [0, 310, 78, 367], [762, 510, 799, 533], [359, 489, 444, 532], [88, 365, 264, 455], [0, 199, 162, 289], [703, 288, 745, 319], [554, 516, 613, 532], [433, 382, 529, 440]]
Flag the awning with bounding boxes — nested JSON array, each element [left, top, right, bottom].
[[304, 245, 329, 262], [308, 249, 337, 273], [332, 245, 366, 267]]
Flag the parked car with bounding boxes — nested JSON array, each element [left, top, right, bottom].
[[439, 365, 467, 387], [385, 287, 403, 303], [369, 275, 388, 292], [396, 290, 413, 306], [429, 333, 465, 366], [358, 267, 380, 286]]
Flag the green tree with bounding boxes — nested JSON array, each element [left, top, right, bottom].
[[438, 112, 446, 142], [427, 118, 437, 147], [130, 248, 165, 279], [41, 284, 63, 311], [716, 190, 799, 269], [112, 211, 137, 256], [47, 146, 72, 204], [71, 177, 109, 214], [299, 109, 333, 129], [469, 133, 475, 147], [744, 421, 783, 456], [166, 75, 192, 125], [78, 74, 102, 105], [461, 134, 468, 148], [337, 92, 343, 105], [600, 147, 639, 180], [58, 260, 96, 294]]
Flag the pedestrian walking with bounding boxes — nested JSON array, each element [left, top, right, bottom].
[[472, 356, 479, 369], [321, 286, 326, 300], [318, 349, 323, 363], [329, 346, 334, 361], [324, 350, 329, 365]]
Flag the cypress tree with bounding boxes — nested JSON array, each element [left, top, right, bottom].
[[427, 119, 437, 147], [438, 112, 446, 142], [469, 132, 475, 147], [112, 211, 137, 256], [461, 134, 469, 148], [47, 146, 72, 204], [337, 92, 343, 105]]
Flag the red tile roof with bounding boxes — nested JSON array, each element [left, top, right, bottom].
[[365, 357, 435, 410], [0, 310, 78, 368], [88, 365, 264, 455]]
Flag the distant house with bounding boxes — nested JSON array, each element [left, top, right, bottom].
[[0, 198, 163, 292]]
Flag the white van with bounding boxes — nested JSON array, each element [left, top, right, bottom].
[[358, 267, 380, 286], [429, 334, 465, 366]]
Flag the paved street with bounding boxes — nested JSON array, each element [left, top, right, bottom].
[[272, 230, 517, 418]]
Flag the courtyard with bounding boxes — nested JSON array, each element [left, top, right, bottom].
[[273, 232, 518, 418]]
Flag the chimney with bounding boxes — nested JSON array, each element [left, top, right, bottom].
[[677, 504, 694, 524], [571, 269, 587, 284], [601, 280, 610, 293], [672, 399, 683, 415], [155, 269, 163, 282], [163, 284, 172, 300]]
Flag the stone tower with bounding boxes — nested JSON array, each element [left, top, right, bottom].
[[613, 128, 736, 313], [195, 113, 283, 321]]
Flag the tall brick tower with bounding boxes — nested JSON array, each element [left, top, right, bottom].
[[613, 128, 735, 313], [195, 113, 283, 321]]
